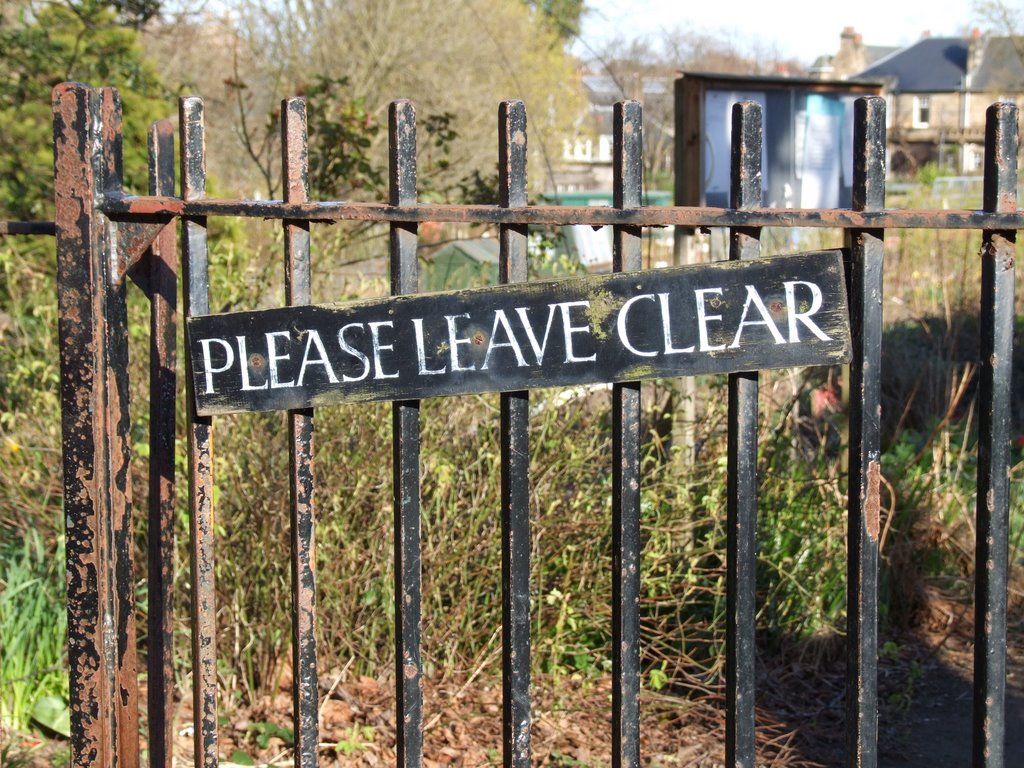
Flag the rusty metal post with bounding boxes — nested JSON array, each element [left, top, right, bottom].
[[53, 83, 140, 768], [144, 118, 178, 768], [973, 102, 1017, 768], [845, 95, 886, 768], [612, 99, 643, 768], [180, 95, 219, 768], [282, 97, 321, 768], [726, 100, 762, 768], [498, 99, 532, 768], [389, 99, 423, 768]]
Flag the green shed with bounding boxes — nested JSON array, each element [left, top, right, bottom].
[[421, 238, 500, 292]]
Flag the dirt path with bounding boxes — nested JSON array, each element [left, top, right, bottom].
[[7, 597, 1022, 766], [756, 592, 1024, 767], [877, 623, 1024, 765]]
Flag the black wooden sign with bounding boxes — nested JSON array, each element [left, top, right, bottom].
[[187, 250, 851, 416]]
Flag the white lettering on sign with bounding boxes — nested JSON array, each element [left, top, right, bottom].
[[558, 301, 596, 363], [368, 321, 398, 380], [515, 304, 559, 365], [236, 335, 268, 391], [296, 329, 338, 386], [266, 331, 294, 388], [784, 281, 831, 342], [617, 294, 658, 357], [190, 273, 841, 399], [658, 293, 696, 355], [729, 285, 786, 349], [694, 288, 725, 353], [412, 318, 445, 375], [200, 337, 234, 394], [338, 323, 370, 382], [445, 313, 475, 372], [482, 309, 529, 370]]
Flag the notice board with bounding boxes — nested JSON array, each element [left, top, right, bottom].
[[675, 72, 883, 211]]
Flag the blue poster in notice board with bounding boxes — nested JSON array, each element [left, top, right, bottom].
[[798, 94, 845, 208], [695, 81, 864, 211]]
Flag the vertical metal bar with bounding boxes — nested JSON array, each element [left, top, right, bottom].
[[97, 85, 143, 768], [282, 97, 320, 768], [726, 101, 761, 768], [146, 118, 178, 768], [389, 99, 422, 768], [611, 99, 642, 768], [973, 101, 1017, 768], [498, 100, 531, 768], [846, 95, 885, 768], [53, 81, 134, 768], [180, 96, 218, 768]]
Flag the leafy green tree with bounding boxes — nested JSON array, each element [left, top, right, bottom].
[[0, 0, 168, 220], [103, 0, 164, 28], [526, 0, 585, 40]]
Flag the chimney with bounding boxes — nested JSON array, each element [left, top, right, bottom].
[[967, 28, 985, 74], [834, 26, 866, 79]]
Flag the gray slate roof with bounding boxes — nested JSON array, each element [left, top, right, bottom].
[[971, 36, 1024, 91], [863, 45, 900, 68], [858, 37, 968, 92]]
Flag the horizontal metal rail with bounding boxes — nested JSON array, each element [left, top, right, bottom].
[[101, 193, 1024, 231], [0, 220, 56, 235]]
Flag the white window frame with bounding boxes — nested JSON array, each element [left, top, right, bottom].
[[912, 95, 931, 128]]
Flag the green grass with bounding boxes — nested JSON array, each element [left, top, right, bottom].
[[1, 238, 69, 746], [0, 526, 69, 734]]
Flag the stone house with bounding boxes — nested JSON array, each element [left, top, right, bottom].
[[818, 28, 1024, 175], [557, 72, 674, 193]]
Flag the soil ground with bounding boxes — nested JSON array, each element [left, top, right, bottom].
[[188, 586, 1023, 766], [756, 590, 1024, 767], [5, 592, 1022, 767]]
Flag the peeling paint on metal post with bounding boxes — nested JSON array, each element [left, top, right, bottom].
[[612, 100, 642, 768], [145, 118, 178, 768], [973, 101, 1017, 768], [282, 97, 320, 768], [726, 100, 762, 768], [390, 99, 423, 768], [180, 95, 219, 768], [845, 95, 885, 768], [53, 82, 139, 768], [102, 86, 142, 768], [499, 99, 532, 768]]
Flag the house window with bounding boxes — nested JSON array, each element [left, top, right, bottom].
[[913, 96, 931, 128], [963, 143, 984, 174]]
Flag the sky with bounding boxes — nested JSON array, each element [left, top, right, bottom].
[[575, 0, 983, 66]]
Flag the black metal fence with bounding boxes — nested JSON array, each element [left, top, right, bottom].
[[30, 81, 1019, 767]]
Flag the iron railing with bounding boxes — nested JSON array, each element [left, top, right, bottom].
[[44, 81, 1018, 768]]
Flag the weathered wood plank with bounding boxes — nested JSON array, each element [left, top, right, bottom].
[[188, 250, 851, 415]]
